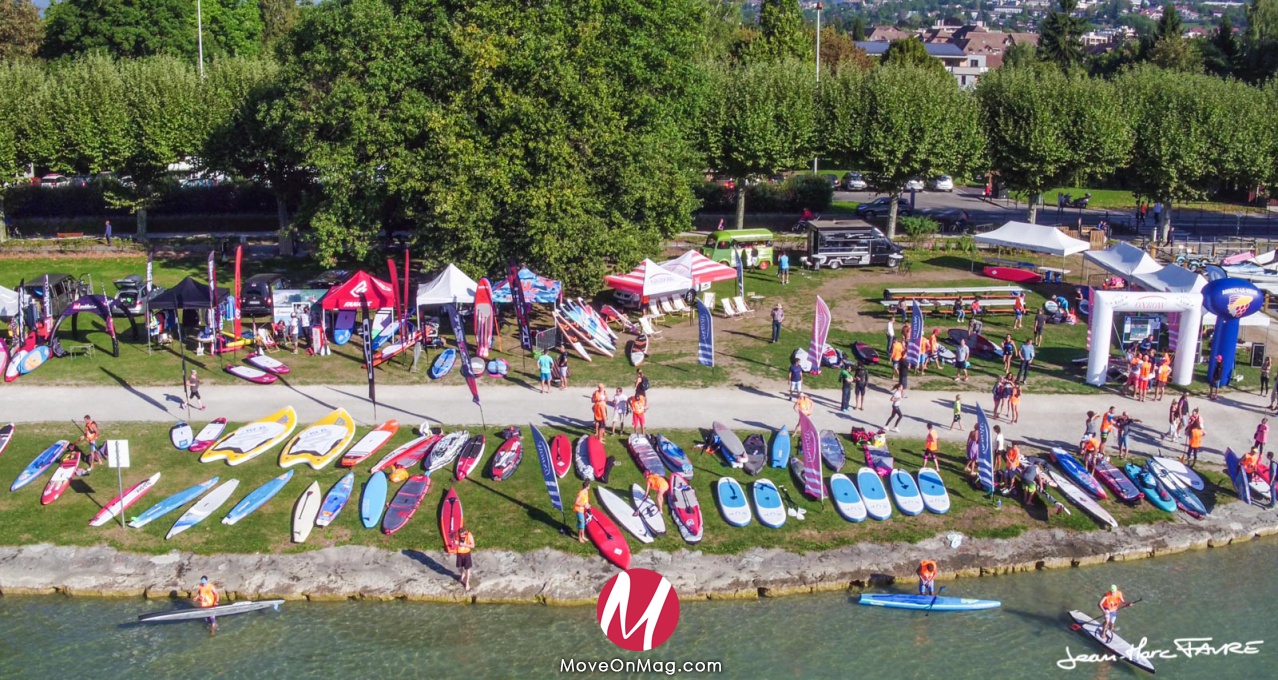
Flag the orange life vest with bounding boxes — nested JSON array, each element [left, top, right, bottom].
[[573, 488, 591, 514], [457, 531, 474, 555], [1006, 446, 1022, 468], [925, 431, 938, 452], [1100, 590, 1125, 612], [1242, 451, 1259, 474], [647, 474, 669, 494], [919, 560, 937, 580], [84, 421, 99, 443], [797, 396, 812, 416], [195, 583, 219, 608], [632, 395, 647, 415]]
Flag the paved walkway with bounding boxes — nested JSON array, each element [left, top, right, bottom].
[[8, 381, 1268, 467]]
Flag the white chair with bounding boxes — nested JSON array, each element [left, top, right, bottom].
[[638, 316, 663, 338], [646, 301, 664, 320], [659, 298, 676, 315], [733, 295, 755, 317], [670, 297, 691, 316], [721, 298, 739, 319]]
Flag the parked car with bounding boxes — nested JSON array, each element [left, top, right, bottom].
[[854, 196, 913, 220], [241, 273, 291, 318], [304, 270, 350, 291], [40, 174, 70, 189], [711, 175, 736, 191], [904, 177, 925, 192], [820, 173, 840, 188], [111, 275, 164, 316], [20, 274, 84, 318], [930, 175, 955, 192], [843, 172, 868, 191], [919, 208, 969, 232]]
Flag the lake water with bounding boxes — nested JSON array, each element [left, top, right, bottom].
[[1, 539, 1273, 678]]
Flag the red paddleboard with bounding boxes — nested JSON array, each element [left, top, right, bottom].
[[982, 266, 1042, 284], [550, 434, 571, 479], [371, 434, 440, 473], [224, 365, 278, 384], [474, 278, 494, 359], [489, 435, 523, 481], [454, 435, 486, 481], [341, 420, 400, 467], [41, 451, 81, 505], [585, 508, 631, 570], [586, 436, 606, 475], [439, 487, 463, 554], [382, 474, 431, 535], [89, 472, 161, 527], [187, 418, 228, 454]]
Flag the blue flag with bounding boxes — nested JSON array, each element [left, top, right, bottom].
[[530, 424, 562, 512], [735, 247, 745, 300], [976, 404, 994, 493], [445, 303, 481, 404], [906, 300, 923, 367], [696, 299, 714, 367]]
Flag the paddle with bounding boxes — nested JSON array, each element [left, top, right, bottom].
[[1069, 598, 1143, 632], [778, 485, 806, 520], [924, 585, 947, 617]]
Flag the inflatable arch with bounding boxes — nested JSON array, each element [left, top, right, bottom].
[[46, 295, 140, 358], [1086, 291, 1202, 386]]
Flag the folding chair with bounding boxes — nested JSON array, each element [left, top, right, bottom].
[[659, 298, 677, 316], [721, 298, 739, 319], [646, 301, 664, 320], [733, 295, 755, 317], [670, 297, 691, 316], [638, 316, 664, 338]]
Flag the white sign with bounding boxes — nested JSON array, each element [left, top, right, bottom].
[[106, 440, 130, 468]]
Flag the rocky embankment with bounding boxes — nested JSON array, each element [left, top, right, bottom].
[[1, 501, 1275, 605]]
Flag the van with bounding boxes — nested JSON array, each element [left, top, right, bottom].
[[20, 274, 83, 318], [701, 228, 776, 269], [801, 219, 903, 269], [241, 273, 291, 318]]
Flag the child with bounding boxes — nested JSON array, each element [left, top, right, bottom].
[[950, 395, 963, 431]]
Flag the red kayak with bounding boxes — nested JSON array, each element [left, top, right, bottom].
[[371, 435, 440, 473], [382, 474, 431, 535], [585, 508, 631, 570], [549, 434, 572, 479], [983, 265, 1041, 283], [41, 451, 81, 505], [439, 487, 464, 554]]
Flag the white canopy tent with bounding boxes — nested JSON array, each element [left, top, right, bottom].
[[974, 221, 1091, 257], [1130, 264, 1205, 294], [0, 285, 18, 318], [415, 263, 479, 306], [1083, 242, 1162, 280]]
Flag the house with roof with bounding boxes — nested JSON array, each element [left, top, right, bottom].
[[856, 40, 989, 87]]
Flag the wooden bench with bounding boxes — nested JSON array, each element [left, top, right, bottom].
[[884, 285, 1025, 300]]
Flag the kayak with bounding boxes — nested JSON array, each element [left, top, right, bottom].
[[714, 477, 752, 527], [1125, 463, 1175, 513], [859, 594, 1001, 611], [828, 473, 866, 523], [1068, 610, 1156, 674], [138, 599, 285, 623], [1093, 458, 1143, 504], [1050, 448, 1107, 500], [1148, 458, 1207, 518]]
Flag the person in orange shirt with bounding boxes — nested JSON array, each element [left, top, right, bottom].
[[1242, 447, 1260, 476], [793, 392, 813, 432], [1098, 406, 1116, 455], [1138, 357, 1153, 402], [1098, 585, 1126, 642], [591, 384, 608, 439], [923, 423, 940, 472], [631, 392, 648, 435], [917, 560, 938, 596], [890, 339, 905, 378], [192, 576, 220, 635], [1184, 423, 1204, 466], [1081, 434, 1101, 473], [917, 335, 930, 375], [1154, 359, 1171, 401]]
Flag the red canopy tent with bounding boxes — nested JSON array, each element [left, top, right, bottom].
[[320, 271, 397, 311], [603, 259, 692, 298], [661, 250, 737, 288]]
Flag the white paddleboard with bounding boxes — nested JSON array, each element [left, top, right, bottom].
[[1045, 467, 1118, 529], [630, 484, 667, 535], [856, 467, 892, 520], [752, 478, 787, 528], [889, 469, 925, 516], [917, 468, 951, 514], [1151, 455, 1205, 491], [167, 479, 240, 539], [596, 487, 653, 544], [828, 473, 867, 523], [714, 477, 753, 527], [292, 481, 322, 543], [170, 423, 194, 450]]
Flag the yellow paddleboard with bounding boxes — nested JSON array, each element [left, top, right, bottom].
[[278, 408, 357, 470], [200, 407, 298, 466]]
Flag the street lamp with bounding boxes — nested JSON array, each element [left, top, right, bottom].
[[813, 3, 822, 175], [197, 0, 205, 79]]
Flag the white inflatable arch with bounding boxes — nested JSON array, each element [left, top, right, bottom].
[[1087, 291, 1202, 386]]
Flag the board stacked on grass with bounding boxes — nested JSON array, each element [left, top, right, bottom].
[[889, 469, 924, 516], [188, 419, 228, 454], [383, 474, 431, 535], [654, 435, 692, 477], [11, 440, 68, 491], [828, 473, 866, 523], [668, 473, 702, 544], [279, 408, 357, 469], [223, 471, 294, 525], [584, 508, 630, 569], [0, 423, 14, 457], [129, 478, 220, 528], [90, 473, 161, 527], [627, 434, 667, 477], [752, 479, 786, 528], [549, 435, 572, 479], [372, 434, 439, 473], [40, 450, 80, 505], [361, 471, 389, 529], [489, 431, 523, 481], [292, 482, 322, 543], [856, 467, 892, 520], [340, 420, 399, 468], [916, 469, 951, 514], [425, 431, 469, 473], [168, 479, 240, 539], [596, 487, 654, 543], [316, 472, 356, 527], [200, 407, 297, 466]]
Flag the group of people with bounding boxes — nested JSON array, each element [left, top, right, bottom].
[[588, 370, 650, 439], [1124, 347, 1172, 402]]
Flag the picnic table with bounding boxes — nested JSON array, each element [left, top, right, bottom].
[[883, 285, 1026, 301]]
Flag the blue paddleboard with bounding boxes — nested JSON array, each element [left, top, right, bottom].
[[715, 477, 751, 527], [655, 435, 693, 477], [11, 440, 68, 491], [361, 470, 389, 528], [771, 426, 790, 468], [129, 477, 220, 528], [333, 311, 356, 345], [856, 467, 892, 520], [317, 472, 355, 527], [829, 473, 866, 522], [889, 469, 924, 516], [752, 478, 786, 528], [429, 349, 457, 380], [1125, 463, 1175, 513], [859, 594, 1001, 611], [1050, 448, 1106, 499], [916, 468, 951, 514], [221, 470, 294, 525]]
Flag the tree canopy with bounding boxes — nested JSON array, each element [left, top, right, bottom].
[[0, 0, 42, 60], [1038, 0, 1088, 71], [41, 0, 262, 60]]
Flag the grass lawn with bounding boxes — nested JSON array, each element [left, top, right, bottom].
[[1, 421, 1229, 558]]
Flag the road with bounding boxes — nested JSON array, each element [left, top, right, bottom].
[[9, 380, 1268, 469]]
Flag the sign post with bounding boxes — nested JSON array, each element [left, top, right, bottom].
[[106, 440, 130, 528]]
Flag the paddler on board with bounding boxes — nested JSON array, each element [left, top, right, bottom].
[[193, 576, 220, 636], [917, 560, 938, 596], [1098, 585, 1126, 642]]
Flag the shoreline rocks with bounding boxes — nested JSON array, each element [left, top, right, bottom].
[[1, 501, 1275, 606]]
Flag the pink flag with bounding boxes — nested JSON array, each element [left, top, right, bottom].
[[798, 413, 824, 500], [809, 296, 830, 375]]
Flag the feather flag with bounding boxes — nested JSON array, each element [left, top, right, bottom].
[[809, 296, 830, 375], [976, 404, 994, 493], [446, 303, 481, 404], [402, 248, 411, 320], [509, 260, 532, 351], [42, 274, 51, 326], [530, 424, 563, 512], [233, 245, 243, 339], [386, 257, 400, 322], [206, 252, 218, 333], [362, 317, 376, 410], [696, 299, 714, 367], [735, 247, 745, 301], [906, 300, 923, 367], [798, 413, 824, 500]]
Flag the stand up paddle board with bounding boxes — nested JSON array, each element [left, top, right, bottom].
[[474, 278, 494, 359], [489, 433, 523, 481], [454, 435, 487, 480], [860, 594, 1001, 611], [245, 353, 290, 375], [340, 420, 399, 467], [361, 470, 389, 528], [856, 467, 892, 520], [439, 487, 465, 551], [200, 407, 297, 466], [90, 473, 161, 527], [819, 430, 846, 471], [1150, 455, 1205, 490], [167, 479, 240, 539], [596, 486, 653, 543], [742, 434, 766, 476], [712, 422, 745, 468], [1068, 610, 1156, 674], [11, 440, 69, 491], [291, 481, 322, 543], [279, 408, 356, 469], [752, 478, 786, 528], [668, 472, 702, 544], [222, 470, 295, 525], [138, 599, 285, 623], [715, 477, 752, 527], [916, 468, 951, 514], [1125, 463, 1175, 513], [628, 434, 667, 477], [631, 483, 666, 535], [770, 427, 791, 468], [371, 434, 439, 473], [1050, 448, 1107, 499], [889, 469, 924, 516], [549, 434, 572, 479], [584, 508, 630, 569], [41, 450, 81, 505], [828, 473, 867, 522], [382, 475, 430, 535], [0, 423, 13, 457], [425, 431, 469, 473], [224, 364, 278, 384], [187, 419, 227, 454], [129, 477, 220, 528], [170, 423, 194, 450], [333, 311, 356, 345], [429, 349, 457, 379], [316, 472, 355, 527]]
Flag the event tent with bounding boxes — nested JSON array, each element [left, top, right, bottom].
[[661, 250, 737, 288], [603, 259, 692, 298], [974, 221, 1090, 257], [1130, 264, 1205, 294], [1083, 243, 1163, 280], [321, 271, 396, 311], [492, 267, 562, 304], [415, 263, 478, 306], [148, 277, 230, 310], [0, 285, 17, 317]]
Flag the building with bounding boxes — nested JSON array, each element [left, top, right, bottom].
[[856, 41, 989, 87]]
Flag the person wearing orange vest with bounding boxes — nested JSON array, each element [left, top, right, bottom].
[[923, 423, 940, 473], [637, 471, 669, 514], [79, 415, 103, 471], [1098, 585, 1126, 642], [1242, 448, 1261, 476], [193, 576, 220, 635], [591, 385, 608, 440], [1098, 407, 1116, 455], [456, 527, 476, 592], [1184, 422, 1205, 466], [1005, 443, 1023, 472], [1013, 293, 1025, 329], [574, 480, 592, 544], [793, 392, 813, 432], [1081, 435, 1101, 473], [1138, 357, 1153, 402], [1154, 358, 1171, 401], [917, 559, 938, 596], [890, 339, 905, 378], [631, 393, 648, 435]]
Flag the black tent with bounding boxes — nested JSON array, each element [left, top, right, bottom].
[[148, 277, 230, 310]]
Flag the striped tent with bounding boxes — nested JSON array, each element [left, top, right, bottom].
[[662, 250, 738, 288], [603, 259, 692, 297]]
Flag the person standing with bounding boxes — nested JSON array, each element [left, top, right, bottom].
[[631, 392, 648, 435], [955, 339, 970, 382], [104, 220, 113, 246], [1183, 420, 1204, 466], [788, 357, 803, 400], [1009, 381, 1022, 424], [838, 363, 853, 413], [777, 251, 790, 285], [885, 384, 904, 432], [610, 387, 629, 436], [1114, 411, 1138, 460], [573, 481, 592, 543], [885, 317, 895, 357], [1256, 417, 1269, 455], [455, 526, 475, 592], [634, 368, 648, 397], [927, 328, 942, 373], [917, 559, 938, 596], [591, 384, 608, 440], [964, 425, 980, 478], [1001, 334, 1015, 374], [299, 307, 312, 348], [1137, 202, 1147, 227], [1033, 307, 1046, 346], [793, 392, 813, 431], [853, 362, 869, 411], [1209, 354, 1224, 400], [1013, 293, 1025, 329], [1098, 406, 1116, 455], [193, 576, 220, 636], [184, 369, 205, 411], [1165, 395, 1183, 441], [78, 414, 103, 470], [1261, 356, 1272, 397], [289, 312, 301, 354], [889, 339, 905, 380], [950, 394, 963, 431], [1098, 585, 1126, 643], [770, 303, 784, 343], [1017, 338, 1035, 384], [923, 423, 940, 472], [537, 351, 553, 393], [1154, 357, 1171, 401], [556, 350, 571, 391], [1057, 192, 1065, 217]]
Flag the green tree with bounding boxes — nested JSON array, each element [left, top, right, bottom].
[[0, 0, 43, 60], [850, 16, 866, 41], [881, 38, 944, 72], [824, 64, 984, 239], [755, 0, 810, 61], [1203, 14, 1241, 76], [817, 26, 874, 72], [0, 60, 44, 241], [259, 0, 299, 47], [41, 0, 260, 60], [1038, 0, 1088, 71], [701, 59, 819, 229], [202, 0, 264, 58], [1154, 2, 1181, 40], [1002, 42, 1038, 69], [1244, 0, 1278, 79]]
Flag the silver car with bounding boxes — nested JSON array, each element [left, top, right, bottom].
[[843, 172, 867, 191], [931, 175, 955, 192]]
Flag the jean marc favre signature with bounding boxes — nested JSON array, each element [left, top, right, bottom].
[[1057, 638, 1264, 670]]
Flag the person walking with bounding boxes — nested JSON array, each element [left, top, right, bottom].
[[884, 384, 905, 432], [591, 384, 608, 439], [556, 350, 571, 391], [455, 526, 475, 592], [950, 394, 963, 431], [1208, 354, 1224, 400], [788, 357, 803, 400], [1137, 202, 1147, 227], [104, 220, 113, 246], [838, 363, 853, 413], [1256, 417, 1269, 455], [1033, 308, 1046, 346], [1261, 356, 1272, 397], [573, 481, 592, 543], [1165, 395, 1183, 441], [1017, 338, 1035, 384], [964, 425, 980, 478], [184, 369, 205, 411], [793, 392, 813, 431], [631, 392, 648, 435], [78, 414, 103, 471], [923, 423, 940, 473], [634, 368, 648, 397], [1013, 293, 1025, 329], [1154, 357, 1171, 401], [770, 303, 784, 343], [1057, 192, 1065, 217], [853, 362, 869, 411], [954, 339, 970, 382], [537, 351, 553, 393], [778, 251, 790, 285]]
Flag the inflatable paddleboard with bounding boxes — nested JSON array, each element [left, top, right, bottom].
[[1094, 457, 1143, 504], [170, 423, 194, 450], [129, 477, 220, 528], [1050, 448, 1107, 500], [187, 419, 227, 454], [712, 422, 745, 468], [631, 483, 666, 535], [917, 468, 951, 514], [1225, 448, 1259, 504], [291, 481, 322, 543], [584, 508, 631, 570], [828, 473, 867, 522], [1148, 458, 1207, 518], [0, 423, 13, 457], [138, 599, 284, 624], [484, 358, 508, 377], [316, 472, 355, 528], [340, 420, 399, 467], [596, 486, 653, 544], [852, 342, 880, 365], [41, 450, 81, 505], [668, 472, 703, 544], [628, 434, 667, 477], [382, 475, 430, 535], [279, 408, 356, 469], [856, 467, 892, 520], [742, 434, 766, 476], [489, 433, 523, 481], [371, 434, 439, 473], [439, 487, 465, 552], [819, 430, 846, 471], [860, 594, 1001, 611], [1068, 610, 1156, 674], [11, 440, 68, 491], [90, 472, 161, 527], [200, 407, 297, 466], [865, 446, 894, 478], [889, 469, 924, 516], [474, 278, 494, 359], [222, 470, 295, 526], [1151, 455, 1206, 491], [574, 435, 606, 481], [549, 434, 572, 479], [361, 470, 389, 528], [167, 479, 240, 539], [429, 349, 457, 379], [1038, 463, 1117, 529], [654, 435, 693, 477], [4, 348, 27, 382], [425, 431, 469, 473], [715, 477, 752, 527], [771, 427, 791, 468], [224, 364, 278, 384], [752, 478, 786, 528], [245, 353, 291, 375], [983, 265, 1042, 284], [333, 311, 356, 345], [454, 435, 487, 480], [16, 345, 50, 377], [1125, 463, 1175, 513]]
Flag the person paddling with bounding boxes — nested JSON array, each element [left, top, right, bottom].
[[1098, 584, 1126, 642], [455, 526, 475, 592], [573, 481, 592, 544], [193, 576, 220, 635], [917, 559, 938, 596]]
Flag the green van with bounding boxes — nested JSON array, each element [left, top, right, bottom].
[[701, 228, 776, 269]]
